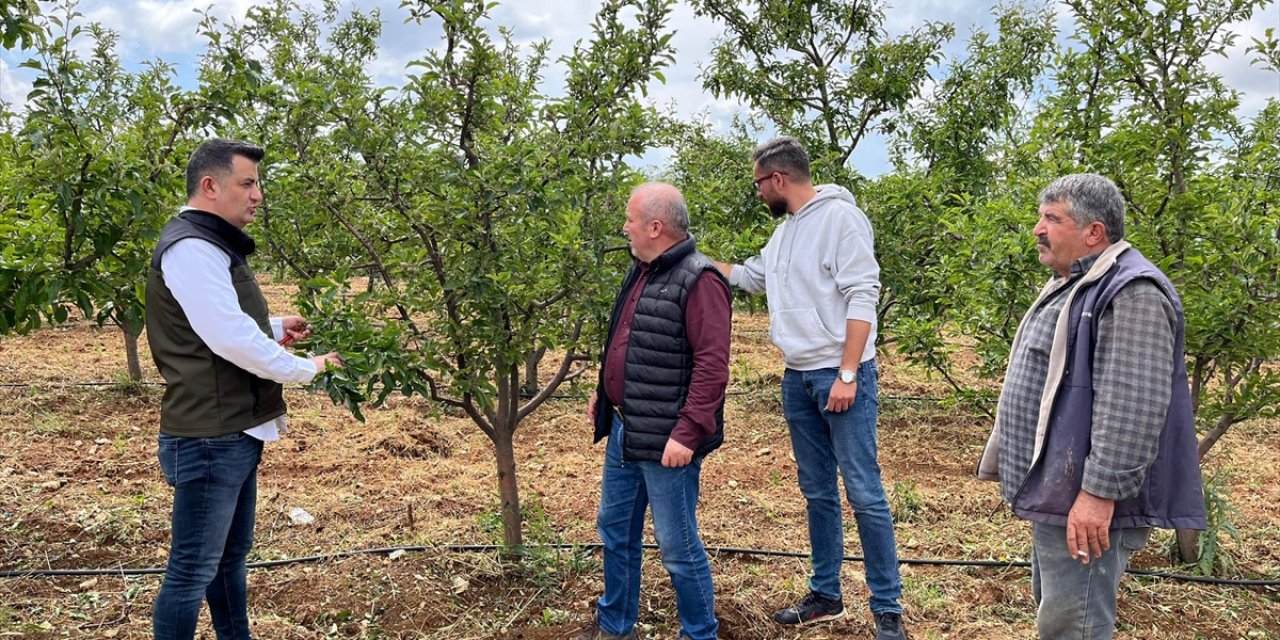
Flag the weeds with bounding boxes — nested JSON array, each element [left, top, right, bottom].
[[31, 411, 75, 436], [891, 479, 923, 523], [108, 369, 145, 397], [477, 493, 600, 590], [1194, 466, 1240, 576]]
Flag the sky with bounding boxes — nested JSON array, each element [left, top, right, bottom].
[[1, 0, 1277, 177]]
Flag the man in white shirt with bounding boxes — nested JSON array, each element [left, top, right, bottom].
[[714, 137, 905, 640], [144, 138, 342, 640]]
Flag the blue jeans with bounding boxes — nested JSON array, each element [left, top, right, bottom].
[[596, 414, 718, 639], [153, 432, 263, 640], [1032, 522, 1151, 640], [781, 362, 902, 614]]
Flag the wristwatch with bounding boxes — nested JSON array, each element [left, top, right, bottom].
[[839, 368, 855, 384]]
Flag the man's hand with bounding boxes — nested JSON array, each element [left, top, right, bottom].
[[310, 351, 343, 371], [281, 316, 311, 346], [1066, 489, 1115, 564], [825, 379, 856, 413], [661, 438, 694, 468]]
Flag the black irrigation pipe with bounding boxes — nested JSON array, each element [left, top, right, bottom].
[[0, 380, 951, 404], [3, 544, 1276, 587]]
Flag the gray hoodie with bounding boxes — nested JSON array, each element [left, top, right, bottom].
[[729, 184, 881, 369]]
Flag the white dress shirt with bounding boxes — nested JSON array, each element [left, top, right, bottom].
[[160, 236, 318, 441]]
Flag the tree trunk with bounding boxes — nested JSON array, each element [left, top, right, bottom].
[[493, 423, 523, 549], [1174, 528, 1198, 564], [1171, 432, 1232, 566], [521, 347, 545, 397], [122, 319, 144, 383], [1197, 415, 1234, 460]]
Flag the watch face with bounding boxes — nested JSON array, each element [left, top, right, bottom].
[[840, 370, 855, 384]]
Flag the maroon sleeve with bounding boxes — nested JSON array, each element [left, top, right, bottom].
[[669, 270, 732, 450]]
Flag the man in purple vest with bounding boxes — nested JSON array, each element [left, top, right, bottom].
[[977, 174, 1206, 639]]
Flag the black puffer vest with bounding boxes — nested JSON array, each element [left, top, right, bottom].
[[145, 210, 286, 437], [593, 236, 728, 461]]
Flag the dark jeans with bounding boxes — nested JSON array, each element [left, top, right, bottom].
[[596, 414, 718, 639], [781, 361, 903, 614], [153, 432, 262, 640]]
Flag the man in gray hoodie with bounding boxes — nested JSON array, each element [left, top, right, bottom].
[[715, 137, 905, 640]]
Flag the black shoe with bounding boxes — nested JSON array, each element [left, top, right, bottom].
[[874, 611, 906, 640], [772, 592, 846, 625]]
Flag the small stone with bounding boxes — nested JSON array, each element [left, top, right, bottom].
[[287, 507, 315, 525]]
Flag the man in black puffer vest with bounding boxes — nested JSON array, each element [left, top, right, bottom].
[[577, 183, 731, 640], [146, 138, 343, 640]]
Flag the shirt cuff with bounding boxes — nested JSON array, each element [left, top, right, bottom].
[[727, 265, 743, 288], [669, 418, 704, 452], [1081, 457, 1148, 501], [295, 356, 320, 383]]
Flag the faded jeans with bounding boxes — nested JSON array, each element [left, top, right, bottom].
[[1032, 522, 1152, 640], [153, 432, 262, 640], [596, 414, 718, 639], [781, 361, 903, 614]]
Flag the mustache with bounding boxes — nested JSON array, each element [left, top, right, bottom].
[[1036, 235, 1050, 248]]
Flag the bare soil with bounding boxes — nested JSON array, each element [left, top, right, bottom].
[[1, 281, 1277, 639]]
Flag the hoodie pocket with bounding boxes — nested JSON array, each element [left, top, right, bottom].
[[769, 307, 840, 359]]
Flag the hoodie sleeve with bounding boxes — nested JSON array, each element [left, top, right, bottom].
[[730, 255, 767, 293], [829, 207, 881, 323], [729, 224, 780, 294]]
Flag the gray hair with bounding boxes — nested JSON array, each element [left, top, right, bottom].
[[633, 182, 689, 236], [1038, 173, 1126, 242], [751, 136, 812, 181]]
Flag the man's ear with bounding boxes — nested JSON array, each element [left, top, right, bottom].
[[199, 174, 219, 199], [1086, 221, 1108, 246], [650, 218, 664, 238]]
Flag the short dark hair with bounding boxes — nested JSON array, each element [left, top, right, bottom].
[[751, 136, 811, 181], [1039, 173, 1126, 242], [186, 138, 264, 198]]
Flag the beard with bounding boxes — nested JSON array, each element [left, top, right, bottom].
[[767, 197, 788, 219]]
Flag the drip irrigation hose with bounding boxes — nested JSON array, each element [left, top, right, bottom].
[[2, 543, 1276, 587], [0, 380, 950, 405], [2, 381, 1269, 586]]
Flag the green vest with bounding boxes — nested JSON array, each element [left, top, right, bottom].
[[145, 210, 287, 437]]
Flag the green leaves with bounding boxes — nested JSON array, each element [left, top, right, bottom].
[[295, 276, 415, 424], [0, 0, 41, 50], [0, 2, 201, 358], [185, 0, 670, 454], [692, 0, 952, 165]]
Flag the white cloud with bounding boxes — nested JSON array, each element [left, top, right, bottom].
[[80, 0, 259, 58], [0, 59, 32, 114], [1206, 10, 1280, 118], [0, 0, 1275, 173]]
